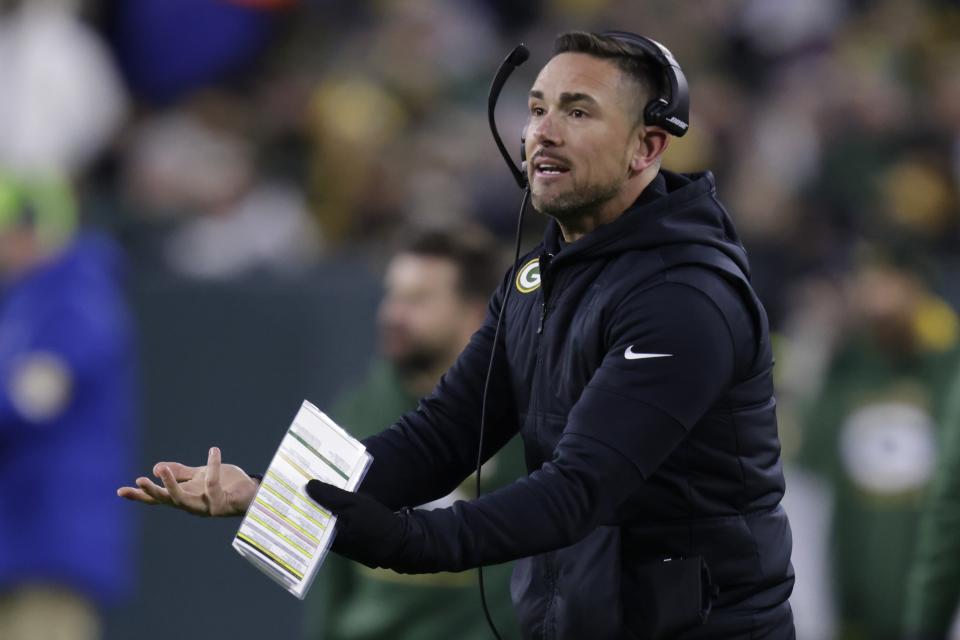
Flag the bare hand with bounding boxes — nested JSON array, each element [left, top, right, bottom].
[[117, 447, 258, 517]]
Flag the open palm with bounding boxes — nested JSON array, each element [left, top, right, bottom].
[[117, 447, 258, 517]]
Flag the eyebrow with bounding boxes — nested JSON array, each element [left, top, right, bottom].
[[529, 90, 600, 108]]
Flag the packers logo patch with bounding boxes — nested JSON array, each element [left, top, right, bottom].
[[515, 258, 541, 293]]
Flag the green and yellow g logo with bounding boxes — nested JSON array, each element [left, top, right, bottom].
[[515, 258, 541, 293]]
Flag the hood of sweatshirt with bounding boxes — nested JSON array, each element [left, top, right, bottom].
[[541, 170, 751, 280]]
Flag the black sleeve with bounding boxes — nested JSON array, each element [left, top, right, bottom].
[[565, 279, 743, 476], [359, 278, 520, 511], [382, 281, 745, 573]]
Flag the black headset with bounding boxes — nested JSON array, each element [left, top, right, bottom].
[[521, 31, 690, 164], [601, 30, 690, 137]]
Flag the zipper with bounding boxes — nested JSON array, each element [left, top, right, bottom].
[[544, 552, 559, 639], [527, 250, 554, 510], [532, 249, 560, 639], [536, 252, 554, 335]]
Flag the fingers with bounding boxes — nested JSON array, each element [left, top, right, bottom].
[[117, 485, 161, 505], [136, 476, 172, 504], [205, 446, 229, 515], [205, 447, 222, 496], [305, 479, 354, 511], [120, 448, 229, 516], [153, 461, 197, 482], [157, 465, 203, 512]]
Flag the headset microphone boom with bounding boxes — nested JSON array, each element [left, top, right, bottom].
[[475, 41, 530, 640], [487, 44, 530, 189]]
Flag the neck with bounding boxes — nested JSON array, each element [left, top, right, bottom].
[[558, 168, 659, 243]]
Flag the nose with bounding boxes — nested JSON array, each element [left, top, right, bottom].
[[529, 111, 561, 148]]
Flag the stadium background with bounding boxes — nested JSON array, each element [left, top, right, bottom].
[[3, 0, 960, 638]]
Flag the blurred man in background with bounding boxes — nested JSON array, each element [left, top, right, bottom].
[[0, 174, 137, 640], [793, 256, 960, 640], [0, 3, 135, 637], [307, 227, 523, 639]]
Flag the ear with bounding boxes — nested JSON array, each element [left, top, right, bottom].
[[629, 126, 670, 174]]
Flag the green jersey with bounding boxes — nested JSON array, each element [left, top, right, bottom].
[[904, 365, 960, 636], [798, 335, 959, 640]]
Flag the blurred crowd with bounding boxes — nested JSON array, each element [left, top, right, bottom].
[[4, 0, 960, 638]]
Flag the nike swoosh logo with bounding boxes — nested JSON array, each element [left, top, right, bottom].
[[624, 346, 673, 360]]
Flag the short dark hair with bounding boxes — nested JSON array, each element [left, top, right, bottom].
[[398, 227, 503, 302], [553, 31, 664, 126]]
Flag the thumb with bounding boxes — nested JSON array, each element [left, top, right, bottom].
[[306, 480, 355, 512]]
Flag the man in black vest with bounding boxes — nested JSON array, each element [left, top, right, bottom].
[[121, 30, 795, 639]]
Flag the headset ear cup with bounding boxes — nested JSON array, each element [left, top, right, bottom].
[[601, 31, 690, 137], [644, 97, 668, 127], [520, 131, 527, 172]]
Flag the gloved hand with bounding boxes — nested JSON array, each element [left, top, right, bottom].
[[305, 479, 416, 570]]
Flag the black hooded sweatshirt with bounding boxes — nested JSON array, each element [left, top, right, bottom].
[[360, 171, 795, 639]]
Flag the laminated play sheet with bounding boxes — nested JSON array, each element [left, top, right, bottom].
[[232, 400, 372, 599]]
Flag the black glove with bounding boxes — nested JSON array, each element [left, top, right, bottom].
[[305, 479, 417, 570]]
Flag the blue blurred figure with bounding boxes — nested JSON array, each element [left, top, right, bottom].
[[0, 174, 137, 640]]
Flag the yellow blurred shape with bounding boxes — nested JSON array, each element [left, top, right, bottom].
[[310, 78, 407, 147], [913, 294, 959, 353], [883, 161, 953, 234]]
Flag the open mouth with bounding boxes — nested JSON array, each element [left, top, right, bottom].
[[533, 158, 570, 178], [536, 165, 569, 176]]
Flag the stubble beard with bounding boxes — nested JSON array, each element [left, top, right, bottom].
[[393, 347, 446, 378], [531, 174, 624, 225], [384, 329, 454, 380]]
